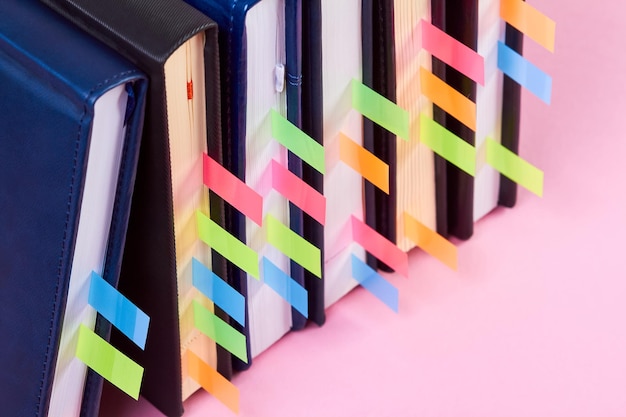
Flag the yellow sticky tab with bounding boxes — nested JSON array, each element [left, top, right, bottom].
[[196, 210, 260, 279], [339, 133, 389, 194], [420, 68, 476, 131], [351, 79, 410, 140], [500, 0, 556, 53], [265, 214, 322, 278], [419, 114, 476, 176], [403, 213, 457, 270], [485, 138, 543, 197], [75, 325, 143, 399]]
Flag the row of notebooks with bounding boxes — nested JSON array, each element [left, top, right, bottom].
[[0, 0, 553, 416]]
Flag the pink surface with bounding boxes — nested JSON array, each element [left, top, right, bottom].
[[100, 0, 626, 415]]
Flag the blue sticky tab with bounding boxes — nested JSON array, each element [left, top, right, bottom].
[[192, 258, 246, 326], [350, 255, 399, 313], [262, 258, 308, 318], [88, 272, 150, 350], [497, 41, 552, 104]]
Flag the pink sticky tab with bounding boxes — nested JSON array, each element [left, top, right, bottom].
[[421, 19, 485, 86], [271, 160, 326, 225], [351, 215, 409, 278], [203, 153, 263, 226]]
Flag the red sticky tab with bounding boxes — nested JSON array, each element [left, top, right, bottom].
[[203, 153, 263, 226], [351, 215, 409, 278], [271, 160, 326, 225], [421, 19, 485, 85]]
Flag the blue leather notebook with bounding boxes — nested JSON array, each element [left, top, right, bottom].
[[0, 1, 147, 416]]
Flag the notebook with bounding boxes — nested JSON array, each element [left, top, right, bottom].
[[41, 1, 222, 415], [322, 0, 368, 307], [0, 1, 147, 416]]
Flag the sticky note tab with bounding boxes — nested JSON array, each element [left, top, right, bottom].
[[193, 300, 248, 363], [497, 41, 552, 104], [192, 258, 246, 326], [500, 0, 555, 53], [420, 68, 476, 131], [203, 153, 263, 226], [419, 114, 476, 175], [196, 210, 260, 279], [351, 79, 410, 140], [265, 214, 322, 278], [351, 216, 409, 278], [351, 255, 398, 313], [270, 160, 326, 225], [404, 213, 457, 270], [485, 138, 543, 197], [187, 351, 239, 413], [88, 272, 150, 350], [421, 19, 485, 85], [76, 325, 144, 399], [271, 109, 325, 174], [339, 133, 389, 194], [262, 257, 308, 317]]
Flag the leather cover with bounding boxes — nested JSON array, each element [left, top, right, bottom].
[[0, 1, 146, 416], [498, 18, 524, 208], [443, 0, 478, 240], [40, 1, 221, 416], [362, 0, 397, 271], [302, 0, 325, 326]]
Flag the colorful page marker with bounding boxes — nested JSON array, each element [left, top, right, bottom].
[[88, 272, 149, 350], [187, 351, 239, 414], [203, 153, 263, 226], [192, 258, 246, 326], [265, 214, 322, 278], [196, 210, 260, 279], [351, 216, 409, 278], [270, 160, 326, 225], [497, 41, 552, 104], [271, 109, 325, 174], [351, 79, 410, 140], [76, 325, 143, 399], [485, 138, 543, 197], [262, 257, 308, 317], [351, 255, 398, 313], [339, 133, 389, 194], [403, 213, 457, 270], [421, 19, 485, 85], [419, 114, 476, 175], [420, 67, 476, 131], [193, 300, 248, 363], [500, 0, 555, 53]]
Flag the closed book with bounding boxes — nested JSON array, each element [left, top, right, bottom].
[[0, 0, 147, 416], [41, 0, 223, 415]]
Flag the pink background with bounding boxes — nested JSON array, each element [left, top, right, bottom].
[[100, 0, 626, 415]]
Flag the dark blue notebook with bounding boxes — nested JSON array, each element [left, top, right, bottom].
[[0, 1, 147, 416]]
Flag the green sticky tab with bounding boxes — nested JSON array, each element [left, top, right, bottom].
[[486, 138, 544, 197], [76, 325, 143, 399], [265, 214, 322, 278], [351, 79, 410, 141], [419, 114, 476, 176], [271, 109, 325, 174], [196, 210, 259, 279], [193, 300, 248, 363]]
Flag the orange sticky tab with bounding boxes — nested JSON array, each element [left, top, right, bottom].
[[420, 68, 476, 131], [339, 133, 389, 194], [404, 213, 457, 270], [203, 153, 263, 226], [187, 351, 239, 413], [500, 0, 555, 53]]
